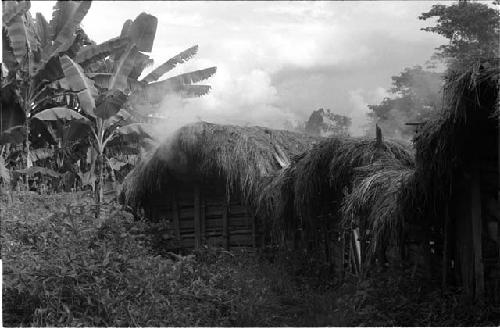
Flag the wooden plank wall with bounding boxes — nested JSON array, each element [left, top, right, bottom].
[[148, 178, 262, 251]]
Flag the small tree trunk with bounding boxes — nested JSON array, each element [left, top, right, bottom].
[[95, 152, 104, 219]]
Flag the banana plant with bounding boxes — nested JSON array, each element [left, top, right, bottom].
[[2, 0, 92, 168]]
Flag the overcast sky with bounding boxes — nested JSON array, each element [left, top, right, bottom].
[[30, 1, 449, 135]]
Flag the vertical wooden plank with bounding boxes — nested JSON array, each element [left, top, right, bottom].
[[222, 189, 230, 250], [251, 215, 256, 248], [194, 184, 201, 249], [471, 166, 484, 300], [172, 193, 181, 243], [497, 115, 500, 264], [442, 205, 450, 290], [201, 192, 206, 245]]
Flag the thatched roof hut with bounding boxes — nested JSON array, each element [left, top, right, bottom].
[[121, 121, 319, 250], [405, 58, 500, 300], [257, 133, 415, 275]]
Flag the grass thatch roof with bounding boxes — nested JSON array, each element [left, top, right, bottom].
[[121, 121, 320, 210], [257, 135, 415, 244], [410, 58, 499, 226], [340, 162, 416, 260]]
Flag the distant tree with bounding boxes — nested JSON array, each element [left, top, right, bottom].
[[305, 108, 351, 137], [419, 0, 499, 68], [367, 66, 443, 140]]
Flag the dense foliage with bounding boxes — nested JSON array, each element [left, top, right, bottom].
[[2, 192, 498, 326]]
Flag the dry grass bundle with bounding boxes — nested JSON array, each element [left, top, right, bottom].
[[121, 121, 319, 211], [293, 137, 414, 229], [257, 135, 415, 246], [341, 161, 416, 260]]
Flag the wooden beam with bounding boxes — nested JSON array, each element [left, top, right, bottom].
[[194, 184, 201, 249], [471, 166, 484, 300]]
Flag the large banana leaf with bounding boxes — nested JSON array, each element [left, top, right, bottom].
[[134, 82, 212, 106], [60, 55, 97, 116], [128, 13, 157, 52], [29, 147, 55, 163], [75, 36, 129, 67], [128, 51, 154, 81], [177, 85, 212, 98], [109, 45, 139, 92], [6, 14, 30, 64], [2, 0, 30, 27], [64, 119, 92, 143], [32, 106, 89, 121], [116, 123, 153, 139], [41, 1, 91, 70], [16, 166, 61, 178], [120, 19, 133, 38], [35, 13, 51, 49], [166, 67, 217, 85], [86, 73, 145, 91], [95, 90, 127, 120], [141, 45, 198, 83], [0, 157, 10, 184], [0, 125, 26, 145]]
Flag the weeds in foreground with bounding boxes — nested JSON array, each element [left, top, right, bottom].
[[2, 192, 499, 326]]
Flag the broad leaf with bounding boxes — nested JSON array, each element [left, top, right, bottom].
[[60, 55, 97, 116], [29, 147, 55, 163], [2, 0, 30, 27], [166, 66, 217, 85], [120, 19, 133, 38], [116, 123, 154, 139], [95, 90, 127, 120], [128, 13, 157, 52], [16, 166, 61, 178], [75, 36, 129, 67], [40, 1, 91, 71], [104, 108, 133, 129], [33, 106, 89, 121], [177, 85, 211, 98], [0, 125, 26, 145], [109, 45, 139, 92], [0, 157, 10, 184], [138, 76, 214, 105], [128, 51, 154, 81], [87, 72, 145, 90], [142, 45, 198, 83], [64, 119, 92, 143], [35, 13, 50, 49], [6, 14, 30, 64]]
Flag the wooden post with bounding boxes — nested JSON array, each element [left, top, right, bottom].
[[442, 205, 450, 290], [201, 193, 206, 245], [375, 124, 383, 147], [251, 215, 257, 248], [497, 114, 500, 264], [471, 166, 484, 300], [194, 184, 201, 249], [222, 189, 230, 250], [172, 193, 181, 243]]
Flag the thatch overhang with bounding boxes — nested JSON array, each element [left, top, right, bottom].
[[258, 135, 415, 242], [411, 58, 499, 226], [121, 121, 321, 211]]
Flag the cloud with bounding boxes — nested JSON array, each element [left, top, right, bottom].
[[29, 1, 448, 137]]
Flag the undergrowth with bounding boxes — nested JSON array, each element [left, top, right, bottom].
[[2, 192, 499, 326]]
